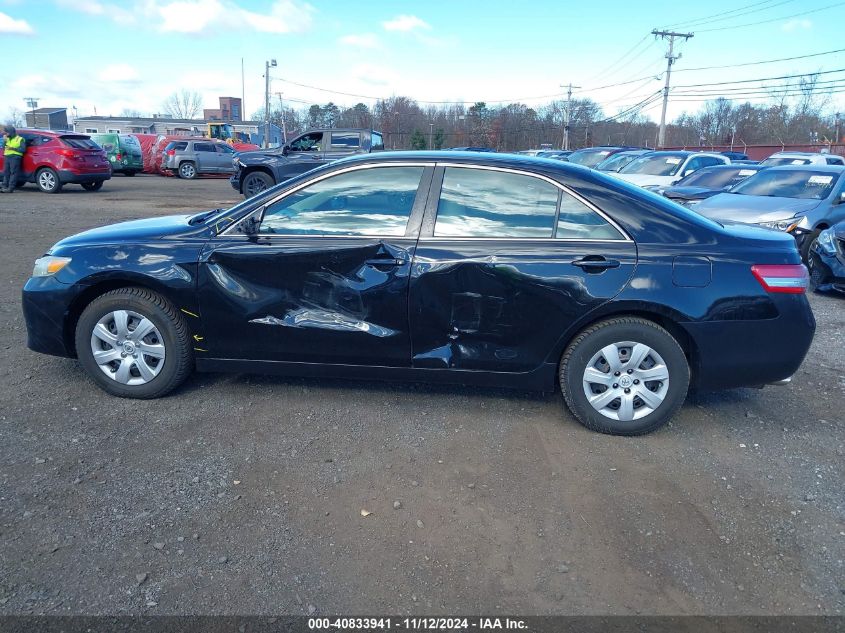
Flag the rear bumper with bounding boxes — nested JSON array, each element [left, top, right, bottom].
[[58, 170, 112, 184], [682, 294, 816, 390], [22, 276, 79, 358]]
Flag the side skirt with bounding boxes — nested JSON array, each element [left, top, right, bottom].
[[195, 358, 558, 392]]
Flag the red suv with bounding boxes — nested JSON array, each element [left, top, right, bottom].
[[0, 129, 111, 193]]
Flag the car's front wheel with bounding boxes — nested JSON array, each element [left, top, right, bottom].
[[559, 317, 689, 435], [242, 171, 274, 198], [81, 181, 104, 191], [74, 287, 193, 398], [178, 162, 197, 179]]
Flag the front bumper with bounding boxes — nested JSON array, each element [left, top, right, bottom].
[[58, 170, 112, 185], [809, 239, 845, 294], [22, 276, 80, 358], [229, 172, 242, 192]]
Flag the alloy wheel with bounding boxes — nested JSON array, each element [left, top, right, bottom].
[[90, 309, 166, 385], [38, 171, 57, 191], [581, 341, 670, 422]]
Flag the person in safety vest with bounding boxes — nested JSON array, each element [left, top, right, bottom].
[[1, 126, 26, 193]]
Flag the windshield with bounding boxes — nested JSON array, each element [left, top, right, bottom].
[[596, 152, 643, 172], [729, 169, 839, 200], [761, 156, 811, 166], [568, 148, 614, 167], [60, 136, 100, 150], [620, 154, 687, 176], [677, 167, 760, 189]]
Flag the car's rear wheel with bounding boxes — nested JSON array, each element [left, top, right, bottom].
[[36, 168, 62, 193], [125, 171, 137, 177], [243, 171, 274, 198], [799, 229, 821, 263], [178, 162, 197, 179], [81, 181, 104, 191], [74, 287, 193, 398], [559, 317, 689, 435]]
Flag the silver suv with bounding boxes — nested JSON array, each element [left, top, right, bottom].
[[162, 140, 237, 179]]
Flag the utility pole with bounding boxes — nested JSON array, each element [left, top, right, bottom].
[[276, 92, 287, 144], [264, 59, 276, 148], [24, 97, 38, 127], [652, 29, 693, 148], [560, 83, 581, 150], [836, 112, 841, 144], [429, 122, 434, 150]]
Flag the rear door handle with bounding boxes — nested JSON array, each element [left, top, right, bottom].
[[572, 257, 621, 271]]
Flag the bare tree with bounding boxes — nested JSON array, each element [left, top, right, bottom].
[[5, 107, 23, 126], [121, 108, 143, 117], [162, 90, 203, 119]]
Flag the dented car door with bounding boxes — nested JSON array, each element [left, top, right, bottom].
[[197, 163, 433, 365], [408, 165, 637, 374]]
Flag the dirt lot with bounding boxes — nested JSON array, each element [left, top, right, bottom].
[[0, 175, 842, 616]]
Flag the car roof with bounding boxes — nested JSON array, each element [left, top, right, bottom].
[[330, 150, 594, 173], [768, 151, 830, 157], [695, 164, 763, 170], [766, 164, 845, 172]]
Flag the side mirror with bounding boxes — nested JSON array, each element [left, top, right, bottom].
[[838, 192, 845, 205], [282, 145, 290, 156], [238, 209, 262, 236]]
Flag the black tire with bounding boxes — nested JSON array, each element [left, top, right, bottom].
[[74, 287, 193, 399], [242, 171, 274, 198], [807, 250, 830, 291], [178, 162, 197, 179], [559, 317, 690, 436], [36, 168, 62, 193], [125, 171, 137, 177], [81, 181, 104, 191], [799, 229, 820, 264]]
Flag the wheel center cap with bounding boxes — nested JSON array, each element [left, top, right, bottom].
[[122, 341, 136, 354], [619, 375, 633, 388]]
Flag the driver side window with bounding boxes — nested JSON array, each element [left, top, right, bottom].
[[260, 166, 424, 236], [289, 132, 323, 152]]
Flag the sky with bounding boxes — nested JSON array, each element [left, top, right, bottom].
[[1, 0, 843, 126]]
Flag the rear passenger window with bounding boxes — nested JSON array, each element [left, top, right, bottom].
[[434, 168, 559, 238], [556, 192, 624, 240], [194, 143, 215, 152], [330, 132, 360, 148]]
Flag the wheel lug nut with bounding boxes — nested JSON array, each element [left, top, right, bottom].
[[633, 379, 640, 385], [614, 371, 620, 376], [627, 369, 633, 374], [120, 353, 126, 358], [612, 383, 618, 389], [624, 388, 631, 394]]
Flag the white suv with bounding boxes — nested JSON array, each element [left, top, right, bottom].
[[761, 152, 844, 167]]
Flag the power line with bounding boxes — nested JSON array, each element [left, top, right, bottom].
[[662, 0, 780, 28], [672, 47, 845, 73], [673, 67, 845, 88], [697, 1, 845, 33], [665, 0, 797, 29], [593, 34, 652, 80]]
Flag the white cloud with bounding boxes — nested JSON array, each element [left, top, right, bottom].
[[382, 14, 430, 32], [781, 18, 812, 32], [351, 64, 400, 87], [156, 0, 314, 35], [98, 64, 140, 83], [339, 33, 379, 48], [0, 10, 33, 34], [55, 0, 136, 24]]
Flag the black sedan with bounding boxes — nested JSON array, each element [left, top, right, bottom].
[[22, 152, 815, 435], [658, 164, 766, 206], [809, 222, 845, 294]]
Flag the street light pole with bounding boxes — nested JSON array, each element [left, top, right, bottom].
[[264, 59, 276, 148]]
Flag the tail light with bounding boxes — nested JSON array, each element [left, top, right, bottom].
[[116, 153, 122, 161], [166, 150, 175, 156], [751, 264, 809, 294], [56, 148, 75, 157]]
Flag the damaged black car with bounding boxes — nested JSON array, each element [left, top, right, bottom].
[[22, 152, 815, 435], [808, 221, 845, 294]]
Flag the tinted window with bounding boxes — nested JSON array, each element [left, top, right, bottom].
[[330, 132, 360, 148], [434, 168, 559, 238], [621, 153, 688, 176], [260, 166, 423, 236], [193, 142, 215, 152], [596, 152, 643, 172], [761, 156, 811, 166], [556, 192, 624, 240], [216, 144, 235, 154], [60, 136, 99, 150], [568, 148, 614, 168], [289, 132, 322, 152], [826, 156, 844, 165], [730, 170, 839, 200], [371, 132, 384, 151], [165, 141, 188, 151]]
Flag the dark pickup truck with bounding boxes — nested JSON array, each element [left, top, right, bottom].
[[230, 128, 385, 198]]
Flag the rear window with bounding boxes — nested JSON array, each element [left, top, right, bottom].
[[165, 141, 188, 151], [371, 132, 384, 151], [761, 156, 811, 166], [677, 167, 760, 189], [60, 136, 99, 150], [330, 132, 360, 148]]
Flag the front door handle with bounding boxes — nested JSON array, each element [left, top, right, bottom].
[[572, 257, 621, 271], [365, 257, 406, 267]]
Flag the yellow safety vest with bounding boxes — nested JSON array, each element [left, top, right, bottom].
[[4, 135, 24, 157]]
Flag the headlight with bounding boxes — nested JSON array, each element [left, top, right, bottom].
[[757, 217, 800, 232], [32, 256, 71, 277], [816, 228, 836, 254]]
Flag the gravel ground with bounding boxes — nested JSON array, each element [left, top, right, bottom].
[[0, 176, 842, 616]]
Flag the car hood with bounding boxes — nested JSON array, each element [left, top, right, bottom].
[[613, 173, 678, 187], [694, 193, 821, 223], [50, 214, 203, 250]]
